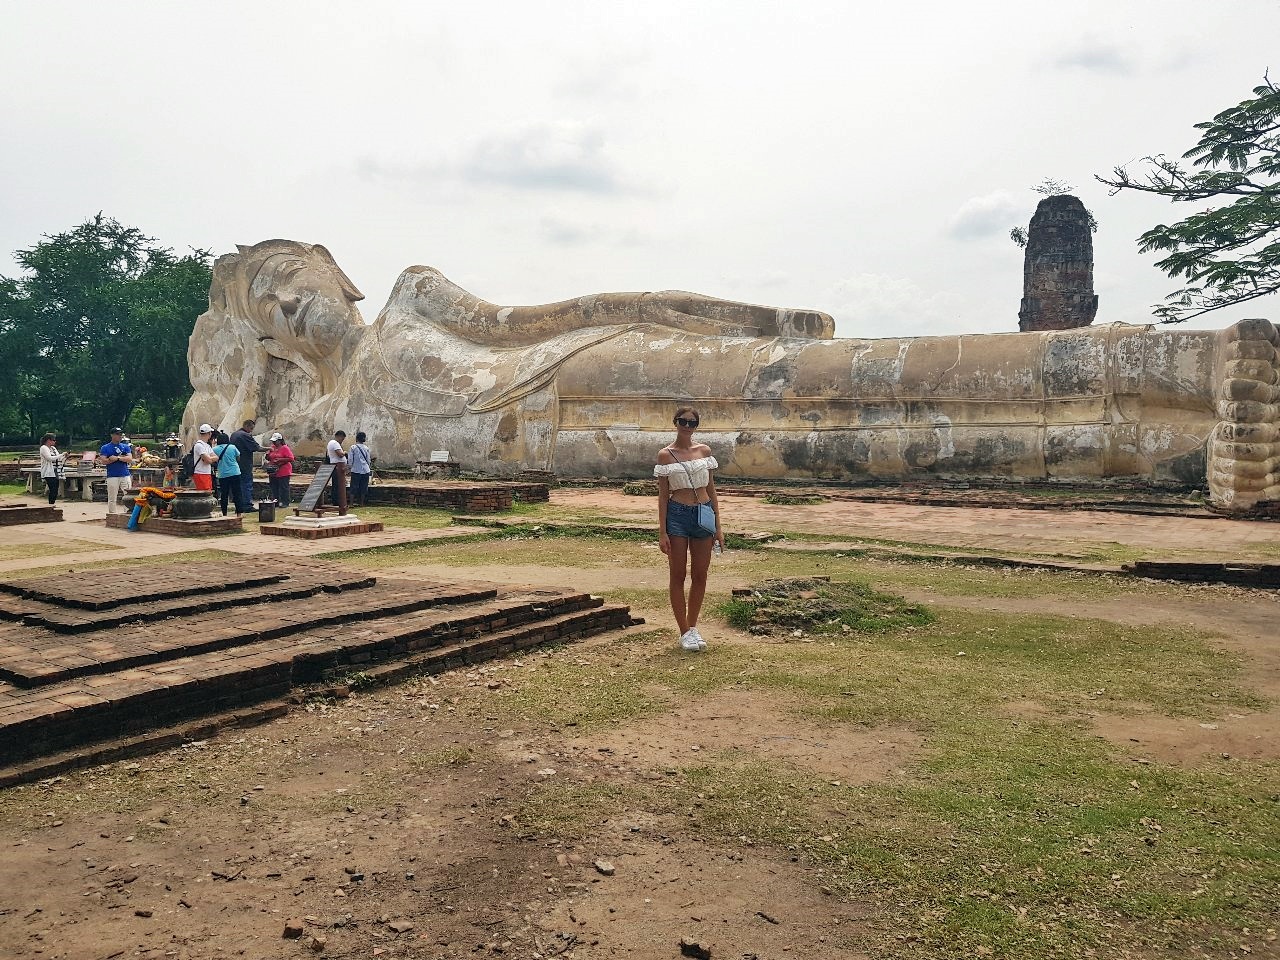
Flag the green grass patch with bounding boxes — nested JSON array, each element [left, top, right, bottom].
[[717, 577, 933, 636], [331, 524, 660, 569], [344, 505, 457, 530]]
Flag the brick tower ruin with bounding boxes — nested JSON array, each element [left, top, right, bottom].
[[1017, 194, 1099, 332]]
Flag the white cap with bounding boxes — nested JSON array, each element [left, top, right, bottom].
[[269, 432, 284, 442], [198, 423, 213, 434]]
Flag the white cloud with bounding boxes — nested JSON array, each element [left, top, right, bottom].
[[464, 122, 628, 194], [355, 121, 633, 196], [1052, 38, 1135, 75], [538, 217, 645, 248], [946, 190, 1025, 241], [823, 273, 964, 339]]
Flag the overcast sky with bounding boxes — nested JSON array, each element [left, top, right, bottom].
[[2, 1, 1277, 339]]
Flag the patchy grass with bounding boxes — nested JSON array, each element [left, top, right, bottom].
[[0, 538, 125, 562], [760, 492, 827, 506], [342, 504, 457, 530], [333, 525, 659, 569], [501, 585, 1274, 959], [728, 551, 1197, 604], [406, 745, 475, 770], [718, 577, 933, 636], [0, 548, 236, 583]]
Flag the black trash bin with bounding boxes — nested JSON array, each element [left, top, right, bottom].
[[258, 500, 277, 523]]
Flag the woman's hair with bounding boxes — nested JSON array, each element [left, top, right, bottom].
[[355, 431, 367, 443], [42, 433, 55, 443], [673, 405, 700, 424]]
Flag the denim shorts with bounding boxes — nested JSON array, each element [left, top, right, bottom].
[[665, 499, 715, 539]]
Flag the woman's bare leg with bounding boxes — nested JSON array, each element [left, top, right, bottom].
[[686, 535, 714, 628], [667, 535, 690, 633]]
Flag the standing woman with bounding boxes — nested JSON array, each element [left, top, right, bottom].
[[264, 433, 295, 507], [211, 431, 246, 516], [654, 406, 724, 652], [38, 433, 66, 505]]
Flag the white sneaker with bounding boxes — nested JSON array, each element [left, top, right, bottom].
[[688, 627, 707, 651], [680, 630, 702, 653]]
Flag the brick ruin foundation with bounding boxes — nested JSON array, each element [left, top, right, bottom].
[[0, 557, 637, 780]]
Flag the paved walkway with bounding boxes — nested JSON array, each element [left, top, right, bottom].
[[0, 498, 484, 574], [554, 489, 1280, 561]]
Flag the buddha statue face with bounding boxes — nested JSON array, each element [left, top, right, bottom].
[[235, 241, 365, 360]]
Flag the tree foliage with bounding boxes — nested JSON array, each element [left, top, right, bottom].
[[0, 215, 211, 441], [1098, 76, 1280, 322]]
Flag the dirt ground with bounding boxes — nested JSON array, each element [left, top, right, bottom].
[[1, 493, 1279, 959]]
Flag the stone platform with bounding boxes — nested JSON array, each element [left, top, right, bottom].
[[0, 501, 62, 525], [254, 477, 549, 512], [0, 556, 637, 771], [105, 513, 243, 535], [260, 518, 385, 539]]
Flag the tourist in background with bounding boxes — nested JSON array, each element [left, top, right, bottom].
[[192, 424, 217, 492], [326, 429, 349, 515], [212, 431, 248, 516], [264, 432, 295, 506], [348, 431, 372, 507], [653, 406, 724, 652], [38, 433, 65, 506], [99, 427, 133, 515], [229, 419, 263, 511]]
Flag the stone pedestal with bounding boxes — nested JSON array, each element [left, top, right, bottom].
[[106, 514, 242, 536], [260, 514, 385, 539]]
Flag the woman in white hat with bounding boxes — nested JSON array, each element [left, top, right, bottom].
[[263, 432, 296, 506]]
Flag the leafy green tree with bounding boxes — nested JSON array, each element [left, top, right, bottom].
[[0, 215, 211, 441], [1098, 76, 1280, 322]]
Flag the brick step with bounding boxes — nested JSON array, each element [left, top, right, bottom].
[[0, 580, 499, 689], [0, 563, 288, 611], [346, 603, 641, 689], [1, 569, 377, 634], [0, 590, 633, 766], [291, 589, 608, 678]]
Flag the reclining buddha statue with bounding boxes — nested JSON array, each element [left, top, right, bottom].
[[184, 239, 1279, 513]]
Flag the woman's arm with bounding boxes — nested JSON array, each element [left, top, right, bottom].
[[705, 462, 724, 550], [657, 474, 671, 555]]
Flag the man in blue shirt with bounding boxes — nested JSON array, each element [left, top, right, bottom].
[[229, 419, 263, 512], [99, 427, 133, 515]]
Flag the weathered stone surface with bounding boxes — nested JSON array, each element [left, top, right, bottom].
[[1018, 195, 1098, 332], [181, 240, 1278, 511]]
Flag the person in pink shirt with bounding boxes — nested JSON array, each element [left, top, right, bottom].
[[263, 432, 295, 506]]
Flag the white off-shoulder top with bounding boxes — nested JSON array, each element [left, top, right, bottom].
[[653, 456, 719, 491]]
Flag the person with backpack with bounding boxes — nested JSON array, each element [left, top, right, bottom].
[[212, 431, 248, 516], [191, 425, 217, 491], [348, 431, 373, 507]]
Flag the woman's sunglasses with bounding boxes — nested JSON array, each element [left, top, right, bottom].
[[675, 418, 700, 428]]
